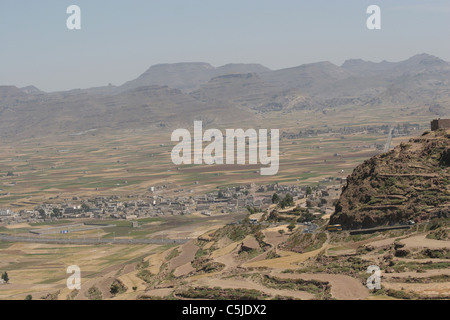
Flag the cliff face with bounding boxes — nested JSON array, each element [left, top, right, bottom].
[[330, 130, 450, 230]]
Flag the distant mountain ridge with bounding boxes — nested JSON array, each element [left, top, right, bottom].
[[120, 62, 271, 92], [1, 53, 450, 139]]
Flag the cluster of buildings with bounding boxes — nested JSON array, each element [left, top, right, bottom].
[[0, 181, 344, 225], [281, 123, 423, 140], [2, 120, 444, 228], [0, 209, 13, 216]]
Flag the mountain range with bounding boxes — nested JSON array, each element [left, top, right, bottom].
[[1, 53, 450, 139]]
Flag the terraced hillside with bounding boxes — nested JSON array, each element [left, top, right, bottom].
[[331, 129, 450, 229]]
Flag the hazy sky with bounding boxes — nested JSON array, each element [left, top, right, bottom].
[[1, 0, 449, 92]]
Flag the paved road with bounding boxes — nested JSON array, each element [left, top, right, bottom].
[[384, 127, 394, 153], [348, 225, 411, 235], [303, 223, 319, 234], [0, 233, 191, 245], [265, 222, 319, 234]]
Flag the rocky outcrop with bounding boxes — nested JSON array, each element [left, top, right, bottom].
[[330, 130, 450, 229]]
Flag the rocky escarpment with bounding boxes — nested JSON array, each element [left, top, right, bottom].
[[330, 129, 450, 229]]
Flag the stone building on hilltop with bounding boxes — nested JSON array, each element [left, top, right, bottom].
[[431, 119, 450, 131]]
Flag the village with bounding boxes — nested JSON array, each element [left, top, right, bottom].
[[0, 179, 345, 226]]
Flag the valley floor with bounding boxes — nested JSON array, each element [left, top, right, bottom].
[[1, 214, 448, 300]]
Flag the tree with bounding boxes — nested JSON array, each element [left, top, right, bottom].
[[268, 210, 279, 222], [1, 271, 9, 283], [284, 194, 294, 207], [279, 194, 294, 209], [81, 203, 90, 212], [306, 186, 312, 195], [38, 209, 46, 218], [25, 295, 32, 300], [298, 212, 315, 223], [6, 171, 14, 177], [110, 283, 120, 296], [52, 208, 61, 217], [287, 221, 296, 233], [272, 193, 280, 204], [254, 231, 265, 244]]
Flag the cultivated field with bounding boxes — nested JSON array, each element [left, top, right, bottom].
[[0, 105, 429, 209], [0, 106, 442, 300]]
